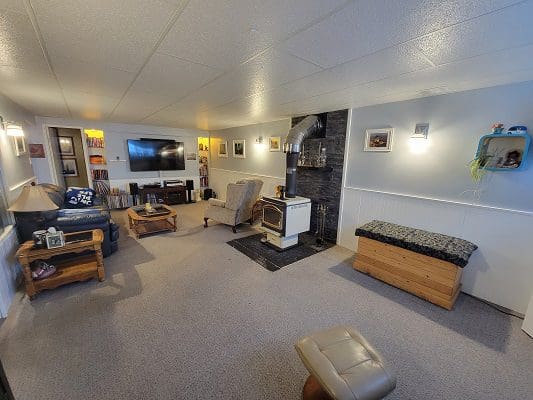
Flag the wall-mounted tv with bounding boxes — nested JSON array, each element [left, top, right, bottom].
[[127, 139, 185, 171]]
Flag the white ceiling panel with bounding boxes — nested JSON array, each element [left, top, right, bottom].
[[284, 0, 523, 68], [32, 0, 183, 72], [411, 1, 533, 65], [62, 91, 119, 120], [0, 9, 48, 70], [158, 0, 348, 70], [277, 44, 533, 116], [271, 44, 433, 105], [162, 48, 322, 114], [0, 66, 68, 116], [129, 52, 222, 99], [1, 0, 532, 128], [110, 89, 181, 122], [52, 56, 135, 99], [0, 0, 27, 14]]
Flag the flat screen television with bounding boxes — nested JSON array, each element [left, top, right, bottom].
[[127, 139, 185, 171]]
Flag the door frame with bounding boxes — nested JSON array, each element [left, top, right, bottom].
[[43, 124, 92, 188]]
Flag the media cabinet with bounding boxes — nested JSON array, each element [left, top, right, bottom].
[[139, 185, 186, 205]]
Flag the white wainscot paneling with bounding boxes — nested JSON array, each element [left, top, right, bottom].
[[0, 226, 21, 317], [209, 168, 284, 201], [338, 187, 533, 314]]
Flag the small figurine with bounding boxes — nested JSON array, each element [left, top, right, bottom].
[[491, 123, 504, 134]]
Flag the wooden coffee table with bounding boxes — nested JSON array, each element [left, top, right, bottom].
[[16, 229, 105, 300], [127, 204, 177, 238]]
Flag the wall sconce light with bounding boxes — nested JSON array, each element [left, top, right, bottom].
[[409, 123, 430, 154], [6, 123, 24, 137], [0, 115, 24, 137]]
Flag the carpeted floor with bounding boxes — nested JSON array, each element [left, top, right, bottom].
[[0, 202, 531, 400]]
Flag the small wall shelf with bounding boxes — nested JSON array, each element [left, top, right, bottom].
[[475, 132, 530, 171]]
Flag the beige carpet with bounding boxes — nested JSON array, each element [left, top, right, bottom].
[[0, 202, 531, 400]]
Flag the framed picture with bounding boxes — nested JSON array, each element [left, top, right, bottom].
[[364, 128, 393, 152], [61, 158, 78, 177], [186, 152, 197, 160], [269, 136, 281, 152], [45, 231, 65, 249], [13, 136, 27, 156], [58, 136, 75, 156], [29, 143, 45, 158], [233, 139, 246, 158], [218, 141, 228, 158]]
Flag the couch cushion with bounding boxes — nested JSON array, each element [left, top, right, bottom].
[[65, 187, 97, 208], [40, 183, 65, 207]]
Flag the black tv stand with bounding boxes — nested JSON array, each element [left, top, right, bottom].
[[139, 185, 186, 205]]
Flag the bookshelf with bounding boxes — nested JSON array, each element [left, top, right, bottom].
[[198, 137, 209, 196]]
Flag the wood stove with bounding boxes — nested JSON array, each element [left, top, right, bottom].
[[261, 196, 311, 249]]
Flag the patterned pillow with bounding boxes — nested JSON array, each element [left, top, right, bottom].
[[65, 187, 97, 208]]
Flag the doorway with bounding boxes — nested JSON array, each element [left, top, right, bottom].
[[48, 127, 90, 188]]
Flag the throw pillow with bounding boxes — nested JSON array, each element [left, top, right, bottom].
[[65, 187, 97, 208]]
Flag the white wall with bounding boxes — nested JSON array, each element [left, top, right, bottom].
[[338, 81, 533, 314], [32, 117, 207, 191], [209, 119, 289, 199], [0, 93, 37, 317]]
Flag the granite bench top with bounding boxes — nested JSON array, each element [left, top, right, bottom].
[[355, 220, 477, 268]]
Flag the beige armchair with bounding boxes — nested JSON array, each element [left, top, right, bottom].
[[203, 179, 263, 233]]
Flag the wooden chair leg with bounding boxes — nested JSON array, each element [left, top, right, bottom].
[[302, 375, 332, 400], [203, 218, 209, 228]]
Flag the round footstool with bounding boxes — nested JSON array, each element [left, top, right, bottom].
[[295, 326, 396, 400]]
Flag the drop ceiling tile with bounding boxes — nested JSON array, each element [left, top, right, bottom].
[[131, 52, 222, 99], [278, 43, 533, 114], [51, 56, 135, 98], [167, 47, 322, 113], [0, 0, 27, 14], [111, 89, 179, 122], [0, 66, 68, 116], [142, 104, 210, 129], [411, 1, 533, 65], [158, 0, 347, 70], [271, 44, 432, 105], [284, 0, 522, 68], [62, 91, 119, 120], [32, 0, 183, 72], [0, 10, 48, 70]]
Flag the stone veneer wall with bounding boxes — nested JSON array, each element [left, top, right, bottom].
[[291, 109, 348, 242]]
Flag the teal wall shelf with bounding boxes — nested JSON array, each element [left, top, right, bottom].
[[475, 132, 531, 171]]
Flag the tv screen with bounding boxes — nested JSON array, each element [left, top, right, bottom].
[[127, 139, 185, 171]]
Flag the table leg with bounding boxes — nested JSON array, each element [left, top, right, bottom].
[[173, 215, 177, 232], [95, 246, 105, 281], [20, 258, 36, 300]]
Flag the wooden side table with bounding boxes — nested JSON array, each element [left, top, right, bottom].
[[16, 229, 105, 300]]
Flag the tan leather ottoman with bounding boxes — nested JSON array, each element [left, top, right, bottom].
[[295, 326, 396, 400]]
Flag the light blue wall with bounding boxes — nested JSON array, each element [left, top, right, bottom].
[[346, 81, 533, 211], [209, 119, 290, 178]]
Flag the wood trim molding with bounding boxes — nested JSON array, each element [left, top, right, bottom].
[[343, 186, 533, 216], [9, 176, 36, 192]]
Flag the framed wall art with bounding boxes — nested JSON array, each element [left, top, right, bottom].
[[233, 139, 245, 158], [364, 128, 393, 152], [269, 137, 281, 152], [218, 141, 228, 158]]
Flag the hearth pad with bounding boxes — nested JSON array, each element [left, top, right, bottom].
[[227, 233, 333, 271]]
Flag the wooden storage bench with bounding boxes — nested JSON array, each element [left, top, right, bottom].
[[353, 221, 477, 310]]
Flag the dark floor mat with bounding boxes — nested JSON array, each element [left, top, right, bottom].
[[227, 232, 334, 271]]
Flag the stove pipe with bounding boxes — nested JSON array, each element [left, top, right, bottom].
[[283, 115, 322, 198]]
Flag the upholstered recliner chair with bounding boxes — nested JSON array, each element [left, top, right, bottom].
[[203, 179, 263, 233]]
